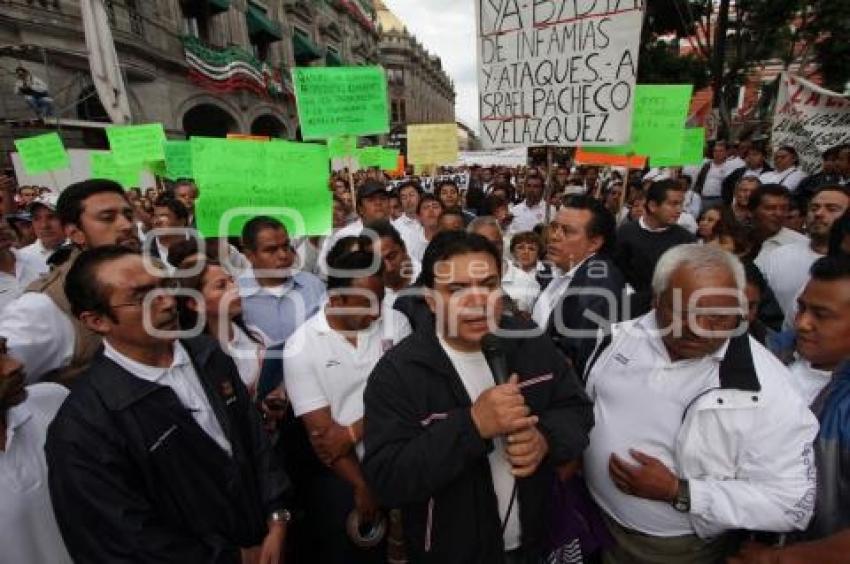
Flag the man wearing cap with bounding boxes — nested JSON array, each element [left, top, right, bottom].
[[318, 180, 389, 277], [0, 179, 140, 384], [20, 194, 65, 271]]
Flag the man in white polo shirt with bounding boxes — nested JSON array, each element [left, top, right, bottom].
[[584, 244, 818, 563], [284, 237, 410, 564], [509, 174, 556, 234], [757, 185, 849, 316]]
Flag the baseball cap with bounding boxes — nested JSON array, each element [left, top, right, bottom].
[[357, 180, 388, 201]]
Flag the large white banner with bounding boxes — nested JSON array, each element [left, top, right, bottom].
[[772, 73, 850, 174], [476, 0, 644, 149]]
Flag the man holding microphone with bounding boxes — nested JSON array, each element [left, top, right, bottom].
[[363, 232, 593, 563]]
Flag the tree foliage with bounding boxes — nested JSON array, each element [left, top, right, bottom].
[[805, 1, 850, 93]]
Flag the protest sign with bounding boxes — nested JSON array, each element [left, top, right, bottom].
[[574, 147, 646, 168], [293, 66, 390, 140], [651, 128, 705, 167], [164, 141, 193, 179], [772, 73, 850, 174], [379, 148, 400, 171], [191, 137, 331, 238], [327, 136, 357, 158], [407, 124, 458, 165], [592, 85, 693, 159], [106, 123, 166, 164], [90, 152, 142, 189], [356, 146, 383, 167], [476, 0, 644, 148], [14, 133, 70, 174], [226, 134, 271, 142]]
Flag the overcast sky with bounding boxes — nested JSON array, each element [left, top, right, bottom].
[[383, 0, 479, 134]]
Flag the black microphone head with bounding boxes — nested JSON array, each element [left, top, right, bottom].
[[480, 333, 503, 355]]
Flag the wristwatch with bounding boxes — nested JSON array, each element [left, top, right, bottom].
[[671, 479, 691, 513], [269, 509, 293, 525]]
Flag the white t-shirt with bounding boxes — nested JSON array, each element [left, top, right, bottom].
[[0, 249, 48, 312], [755, 242, 822, 317], [501, 261, 540, 314], [508, 200, 556, 234], [760, 168, 808, 193], [677, 212, 698, 235], [755, 228, 809, 263], [226, 323, 270, 391], [437, 335, 521, 551], [1, 383, 73, 564], [787, 359, 832, 407], [283, 308, 411, 458]]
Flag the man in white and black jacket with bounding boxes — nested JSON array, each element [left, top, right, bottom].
[[363, 233, 593, 564]]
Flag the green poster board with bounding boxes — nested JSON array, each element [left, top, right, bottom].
[[106, 123, 167, 164], [327, 136, 357, 158], [594, 85, 693, 160], [191, 137, 331, 238], [379, 148, 400, 171], [90, 152, 142, 189], [14, 133, 70, 174], [164, 141, 193, 179], [293, 66, 389, 140], [651, 128, 706, 167]]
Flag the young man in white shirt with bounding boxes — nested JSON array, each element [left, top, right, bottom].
[[0, 180, 142, 384], [751, 184, 809, 263], [585, 244, 818, 563], [20, 196, 65, 270], [509, 174, 556, 234], [757, 185, 850, 316], [147, 195, 190, 270], [0, 337, 72, 564], [786, 256, 850, 406], [693, 141, 740, 210], [284, 238, 410, 564]]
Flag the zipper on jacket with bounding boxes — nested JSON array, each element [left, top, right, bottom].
[[425, 497, 434, 552]]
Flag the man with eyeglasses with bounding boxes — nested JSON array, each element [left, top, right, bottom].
[[45, 245, 292, 564], [0, 179, 141, 385], [761, 146, 808, 193], [237, 216, 326, 344], [584, 244, 818, 563]]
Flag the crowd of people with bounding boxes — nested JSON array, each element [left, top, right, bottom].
[[0, 137, 849, 564]]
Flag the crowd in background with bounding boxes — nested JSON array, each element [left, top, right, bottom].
[[0, 137, 849, 564]]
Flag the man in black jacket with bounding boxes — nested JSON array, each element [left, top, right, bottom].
[[45, 246, 292, 564], [363, 233, 593, 564], [532, 196, 626, 376], [614, 179, 696, 316]]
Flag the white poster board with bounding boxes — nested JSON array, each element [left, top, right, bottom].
[[476, 0, 644, 149], [772, 73, 850, 174]]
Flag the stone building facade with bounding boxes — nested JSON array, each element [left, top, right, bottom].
[[0, 0, 380, 153], [374, 0, 455, 155]]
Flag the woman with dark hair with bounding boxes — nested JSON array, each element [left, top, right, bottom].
[[176, 255, 269, 393], [697, 205, 738, 244], [760, 145, 808, 192]]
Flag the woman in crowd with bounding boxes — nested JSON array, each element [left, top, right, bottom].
[[697, 205, 738, 244], [510, 230, 544, 274], [175, 253, 269, 393]]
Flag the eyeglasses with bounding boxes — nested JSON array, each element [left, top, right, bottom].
[[110, 278, 182, 309]]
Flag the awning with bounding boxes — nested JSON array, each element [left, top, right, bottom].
[[246, 4, 282, 43], [293, 33, 323, 63], [326, 50, 343, 67], [181, 0, 230, 16]]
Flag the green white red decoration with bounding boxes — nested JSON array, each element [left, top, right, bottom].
[[182, 35, 291, 99]]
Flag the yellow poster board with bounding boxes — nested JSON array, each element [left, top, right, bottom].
[[407, 124, 458, 166]]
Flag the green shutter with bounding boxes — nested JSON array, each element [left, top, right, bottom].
[[326, 50, 343, 67], [246, 3, 283, 42], [293, 33, 324, 63]]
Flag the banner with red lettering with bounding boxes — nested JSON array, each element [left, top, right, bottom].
[[772, 73, 850, 174]]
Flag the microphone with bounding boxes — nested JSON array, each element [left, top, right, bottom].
[[481, 333, 509, 386]]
